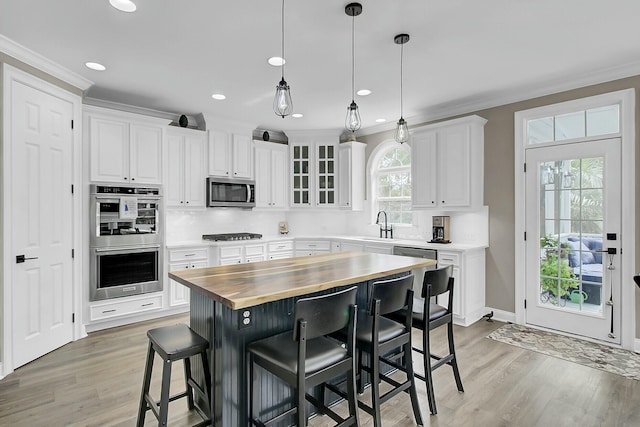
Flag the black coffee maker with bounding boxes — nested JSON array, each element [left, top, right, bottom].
[[429, 215, 451, 243]]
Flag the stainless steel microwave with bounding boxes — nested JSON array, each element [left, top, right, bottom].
[[206, 177, 255, 208]]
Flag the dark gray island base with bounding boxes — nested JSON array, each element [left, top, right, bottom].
[[170, 252, 435, 426]]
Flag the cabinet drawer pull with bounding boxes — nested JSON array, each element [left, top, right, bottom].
[[102, 309, 117, 314], [184, 253, 196, 257], [141, 302, 154, 307]]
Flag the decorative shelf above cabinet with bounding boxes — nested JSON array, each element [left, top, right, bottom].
[[86, 105, 170, 185], [411, 115, 487, 211], [165, 127, 207, 208], [209, 130, 253, 179]]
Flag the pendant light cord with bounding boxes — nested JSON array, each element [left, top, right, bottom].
[[351, 13, 355, 101], [400, 41, 404, 118], [281, 0, 285, 79]]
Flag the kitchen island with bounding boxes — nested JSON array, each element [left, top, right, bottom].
[[169, 251, 436, 426]]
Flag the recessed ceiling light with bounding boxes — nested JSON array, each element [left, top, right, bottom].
[[356, 89, 372, 96], [268, 57, 285, 66], [375, 118, 387, 123], [109, 0, 137, 12], [85, 62, 106, 71], [211, 94, 226, 100], [292, 113, 303, 118]]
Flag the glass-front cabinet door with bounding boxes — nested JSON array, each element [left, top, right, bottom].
[[290, 140, 338, 207], [292, 144, 310, 206], [316, 144, 335, 206]]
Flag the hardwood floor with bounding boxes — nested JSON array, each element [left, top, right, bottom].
[[1, 314, 639, 426]]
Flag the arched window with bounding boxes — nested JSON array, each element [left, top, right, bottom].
[[370, 142, 412, 225]]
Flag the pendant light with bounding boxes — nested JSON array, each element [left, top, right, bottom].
[[394, 34, 410, 144], [345, 3, 363, 133], [273, 0, 292, 118]]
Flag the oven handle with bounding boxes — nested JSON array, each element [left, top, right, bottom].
[[94, 196, 162, 202], [246, 184, 252, 203], [94, 245, 160, 253]]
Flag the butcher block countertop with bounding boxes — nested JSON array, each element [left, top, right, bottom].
[[169, 252, 436, 310]]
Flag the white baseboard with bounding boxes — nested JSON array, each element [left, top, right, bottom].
[[635, 339, 640, 354], [484, 307, 516, 324]]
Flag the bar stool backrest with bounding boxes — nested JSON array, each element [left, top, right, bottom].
[[421, 265, 454, 299], [293, 286, 358, 341], [370, 274, 414, 315]]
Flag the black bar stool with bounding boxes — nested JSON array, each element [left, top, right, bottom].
[[136, 323, 212, 427], [247, 286, 360, 427], [388, 265, 463, 415], [332, 274, 422, 427]]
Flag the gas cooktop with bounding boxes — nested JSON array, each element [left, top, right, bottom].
[[202, 232, 263, 241]]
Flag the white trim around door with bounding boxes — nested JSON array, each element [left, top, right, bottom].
[[514, 88, 636, 350]]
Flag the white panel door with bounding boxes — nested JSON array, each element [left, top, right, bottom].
[[184, 134, 206, 207], [11, 79, 74, 368], [254, 143, 272, 208], [165, 132, 185, 207], [209, 130, 230, 177], [89, 115, 129, 183], [438, 125, 471, 207], [232, 133, 253, 179], [271, 145, 288, 208], [130, 123, 163, 184]]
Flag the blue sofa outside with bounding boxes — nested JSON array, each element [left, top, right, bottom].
[[566, 236, 602, 305]]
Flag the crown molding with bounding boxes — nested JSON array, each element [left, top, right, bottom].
[[0, 34, 93, 91], [360, 59, 640, 137]]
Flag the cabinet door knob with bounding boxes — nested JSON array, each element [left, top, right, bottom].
[[124, 177, 128, 180], [131, 178, 135, 181]]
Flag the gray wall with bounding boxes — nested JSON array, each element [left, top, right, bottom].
[[361, 76, 640, 335]]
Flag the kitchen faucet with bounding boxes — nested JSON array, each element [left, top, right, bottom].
[[376, 210, 393, 239]]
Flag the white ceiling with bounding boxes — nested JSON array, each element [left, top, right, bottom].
[[2, 0, 640, 135]]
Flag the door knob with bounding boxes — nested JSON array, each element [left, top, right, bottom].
[[16, 255, 38, 263]]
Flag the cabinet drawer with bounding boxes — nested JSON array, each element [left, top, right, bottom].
[[295, 240, 331, 251], [438, 252, 460, 266], [269, 251, 293, 260], [220, 246, 243, 259], [169, 247, 208, 262], [90, 294, 163, 321], [245, 244, 266, 257], [268, 241, 294, 252]]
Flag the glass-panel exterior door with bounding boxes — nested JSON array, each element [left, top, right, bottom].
[[525, 139, 621, 343]]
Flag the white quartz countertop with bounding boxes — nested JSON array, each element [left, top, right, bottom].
[[166, 235, 487, 251]]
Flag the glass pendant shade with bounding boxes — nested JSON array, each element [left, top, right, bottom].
[[346, 100, 361, 132], [274, 78, 292, 118], [395, 117, 409, 144]]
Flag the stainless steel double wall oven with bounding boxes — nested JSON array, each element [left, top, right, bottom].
[[90, 184, 163, 301]]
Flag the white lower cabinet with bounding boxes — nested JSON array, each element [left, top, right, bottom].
[[333, 241, 364, 253], [213, 243, 267, 265], [268, 240, 294, 259], [295, 240, 331, 256], [437, 249, 486, 326], [168, 246, 209, 306], [89, 293, 164, 322]]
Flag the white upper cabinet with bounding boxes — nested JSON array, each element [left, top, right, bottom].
[[209, 130, 253, 179], [165, 127, 207, 207], [411, 115, 486, 210], [288, 131, 340, 208], [254, 141, 289, 209], [86, 105, 169, 184], [338, 141, 365, 210]]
